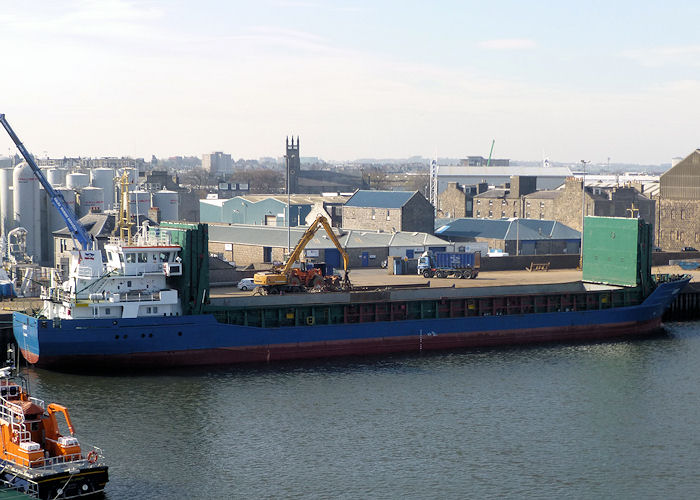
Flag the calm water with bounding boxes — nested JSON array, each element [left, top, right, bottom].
[[24, 321, 700, 499]]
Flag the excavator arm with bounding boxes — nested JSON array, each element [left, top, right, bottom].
[[254, 215, 350, 288], [282, 215, 349, 275]]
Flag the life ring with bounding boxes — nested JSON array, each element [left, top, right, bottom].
[[87, 451, 98, 464]]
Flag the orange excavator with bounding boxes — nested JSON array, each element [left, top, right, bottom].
[[254, 215, 350, 294]]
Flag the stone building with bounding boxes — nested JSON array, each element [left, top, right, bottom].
[[657, 149, 700, 250], [474, 176, 655, 234], [437, 181, 488, 218], [342, 190, 434, 234]]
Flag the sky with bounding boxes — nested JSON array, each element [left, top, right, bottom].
[[1, 0, 700, 165]]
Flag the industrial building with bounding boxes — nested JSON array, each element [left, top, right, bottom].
[[200, 194, 349, 227], [437, 165, 573, 193], [207, 224, 450, 269], [0, 163, 181, 267], [435, 218, 581, 255]]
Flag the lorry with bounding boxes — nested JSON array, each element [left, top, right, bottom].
[[417, 251, 480, 279]]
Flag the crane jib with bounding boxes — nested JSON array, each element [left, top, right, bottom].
[[0, 113, 94, 251]]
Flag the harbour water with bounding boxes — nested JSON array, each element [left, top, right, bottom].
[[23, 321, 700, 499]]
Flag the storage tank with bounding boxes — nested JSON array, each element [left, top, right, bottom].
[[66, 172, 90, 189], [152, 190, 179, 221], [50, 188, 77, 231], [0, 168, 13, 236], [77, 187, 104, 217], [47, 168, 68, 186], [13, 162, 41, 260], [129, 190, 151, 217], [91, 168, 115, 209]]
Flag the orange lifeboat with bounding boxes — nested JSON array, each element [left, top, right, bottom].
[[0, 360, 108, 498]]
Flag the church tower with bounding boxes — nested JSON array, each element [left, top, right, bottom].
[[286, 136, 300, 195]]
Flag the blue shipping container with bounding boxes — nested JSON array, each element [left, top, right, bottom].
[[434, 252, 476, 269]]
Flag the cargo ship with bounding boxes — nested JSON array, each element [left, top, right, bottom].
[[0, 348, 108, 498], [11, 217, 690, 370]]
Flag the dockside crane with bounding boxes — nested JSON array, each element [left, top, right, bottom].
[[0, 114, 94, 251]]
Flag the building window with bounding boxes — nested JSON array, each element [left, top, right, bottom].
[[489, 200, 493, 206], [526, 201, 531, 207], [540, 213, 544, 219], [513, 212, 517, 217], [540, 202, 545, 208], [501, 199, 506, 205], [476, 210, 481, 217], [488, 210, 493, 217], [681, 210, 686, 220], [671, 210, 676, 220], [476, 200, 481, 205]]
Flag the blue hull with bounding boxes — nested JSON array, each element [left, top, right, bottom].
[[13, 278, 689, 369]]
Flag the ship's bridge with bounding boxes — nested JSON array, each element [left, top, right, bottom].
[[104, 232, 182, 277]]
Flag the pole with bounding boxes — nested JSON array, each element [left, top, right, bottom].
[[580, 160, 588, 269]]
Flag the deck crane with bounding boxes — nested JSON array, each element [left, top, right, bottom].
[[254, 215, 350, 293], [0, 114, 94, 251]]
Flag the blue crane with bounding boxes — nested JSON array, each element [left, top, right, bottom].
[[0, 114, 94, 251]]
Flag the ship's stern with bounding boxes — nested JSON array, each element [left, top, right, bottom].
[[12, 312, 40, 364]]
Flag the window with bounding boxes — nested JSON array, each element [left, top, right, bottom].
[[476, 210, 481, 217], [488, 200, 493, 206], [501, 211, 506, 217], [127, 280, 132, 287], [501, 199, 506, 205], [105, 308, 111, 315], [153, 307, 158, 313], [138, 253, 148, 263], [125, 253, 136, 263], [540, 213, 544, 219], [488, 210, 493, 217], [159, 252, 170, 262], [540, 202, 545, 208], [476, 200, 481, 205]]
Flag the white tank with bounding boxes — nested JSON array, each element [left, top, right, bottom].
[[129, 190, 151, 217], [0, 168, 13, 236], [91, 168, 115, 209], [47, 168, 68, 186], [66, 172, 90, 189], [152, 190, 179, 221], [77, 187, 104, 217], [50, 188, 77, 232], [13, 162, 41, 260]]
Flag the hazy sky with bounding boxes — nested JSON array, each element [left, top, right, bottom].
[[2, 0, 699, 164]]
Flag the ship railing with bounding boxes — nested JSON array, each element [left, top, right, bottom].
[[0, 398, 31, 443], [0, 476, 39, 497], [4, 444, 105, 471]]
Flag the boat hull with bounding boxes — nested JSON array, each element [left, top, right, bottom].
[[13, 278, 689, 370], [0, 461, 108, 499]]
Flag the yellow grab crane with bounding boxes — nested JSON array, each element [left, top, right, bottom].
[[254, 215, 350, 293]]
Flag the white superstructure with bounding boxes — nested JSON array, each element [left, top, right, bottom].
[[41, 226, 183, 320]]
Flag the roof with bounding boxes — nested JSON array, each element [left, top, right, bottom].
[[474, 188, 509, 199], [53, 213, 155, 238], [208, 223, 448, 249], [345, 190, 417, 208], [435, 217, 580, 241], [438, 166, 573, 177]]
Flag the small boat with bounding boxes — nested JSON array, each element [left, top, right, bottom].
[[0, 348, 108, 498]]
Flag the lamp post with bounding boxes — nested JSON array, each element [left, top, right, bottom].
[[286, 152, 290, 256], [580, 160, 589, 269]]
